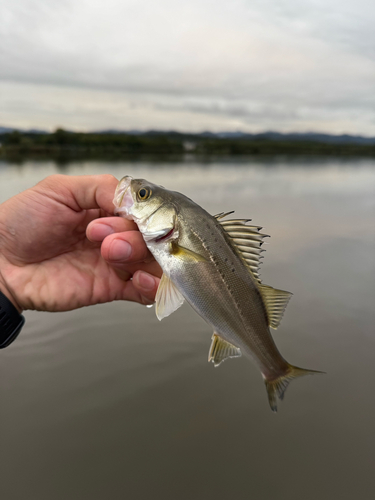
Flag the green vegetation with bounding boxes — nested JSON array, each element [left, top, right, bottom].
[[1, 129, 374, 162]]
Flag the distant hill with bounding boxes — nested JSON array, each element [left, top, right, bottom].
[[0, 126, 47, 135], [0, 127, 16, 134], [95, 130, 375, 144], [199, 131, 375, 144], [1, 126, 375, 144]]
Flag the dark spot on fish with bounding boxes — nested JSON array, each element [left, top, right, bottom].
[[224, 258, 228, 262], [232, 268, 235, 272]]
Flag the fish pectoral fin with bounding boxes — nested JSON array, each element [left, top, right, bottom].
[[155, 273, 185, 321], [170, 242, 207, 263], [258, 284, 293, 329], [208, 333, 241, 367]]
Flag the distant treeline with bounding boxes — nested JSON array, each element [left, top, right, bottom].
[[1, 129, 375, 161]]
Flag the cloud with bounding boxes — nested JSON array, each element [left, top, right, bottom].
[[1, 0, 374, 133]]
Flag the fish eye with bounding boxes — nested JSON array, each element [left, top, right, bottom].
[[138, 187, 151, 200]]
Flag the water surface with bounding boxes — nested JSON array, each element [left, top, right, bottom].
[[1, 157, 375, 500]]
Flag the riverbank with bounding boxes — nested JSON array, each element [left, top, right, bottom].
[[1, 130, 375, 162]]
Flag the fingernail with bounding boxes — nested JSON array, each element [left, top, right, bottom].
[[138, 272, 156, 291], [110, 240, 132, 261]]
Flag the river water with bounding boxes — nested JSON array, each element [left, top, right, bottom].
[[1, 157, 375, 500]]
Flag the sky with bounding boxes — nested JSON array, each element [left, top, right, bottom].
[[1, 0, 375, 134]]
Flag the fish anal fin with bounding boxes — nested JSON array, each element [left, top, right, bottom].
[[259, 284, 293, 329], [155, 273, 185, 320], [208, 333, 241, 367]]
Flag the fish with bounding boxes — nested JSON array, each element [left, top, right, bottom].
[[113, 176, 322, 411]]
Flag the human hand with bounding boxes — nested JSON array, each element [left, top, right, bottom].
[[0, 174, 161, 312]]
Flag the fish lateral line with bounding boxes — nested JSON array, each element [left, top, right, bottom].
[[113, 177, 324, 413]]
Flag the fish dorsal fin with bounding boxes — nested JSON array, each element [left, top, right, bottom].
[[155, 273, 185, 320], [258, 284, 293, 329], [218, 216, 269, 281], [214, 211, 235, 220], [217, 214, 292, 329], [208, 333, 242, 367]]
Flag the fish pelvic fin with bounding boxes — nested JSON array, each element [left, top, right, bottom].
[[263, 365, 324, 412], [208, 333, 241, 367]]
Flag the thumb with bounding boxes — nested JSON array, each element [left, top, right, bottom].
[[37, 174, 119, 214]]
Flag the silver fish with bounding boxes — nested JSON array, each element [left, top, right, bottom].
[[113, 176, 322, 411]]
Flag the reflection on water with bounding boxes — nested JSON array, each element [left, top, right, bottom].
[[1, 157, 375, 500]]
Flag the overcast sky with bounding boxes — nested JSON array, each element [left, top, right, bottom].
[[1, 0, 374, 134]]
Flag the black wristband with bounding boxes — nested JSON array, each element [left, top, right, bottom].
[[0, 291, 25, 348]]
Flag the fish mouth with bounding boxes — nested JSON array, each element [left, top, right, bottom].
[[113, 176, 134, 218]]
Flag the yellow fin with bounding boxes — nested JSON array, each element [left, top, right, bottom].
[[258, 284, 293, 329], [155, 273, 185, 320], [264, 365, 325, 412], [208, 333, 241, 367], [170, 242, 207, 263], [217, 214, 292, 328]]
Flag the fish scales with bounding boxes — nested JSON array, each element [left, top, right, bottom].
[[172, 205, 288, 377], [113, 176, 323, 411]]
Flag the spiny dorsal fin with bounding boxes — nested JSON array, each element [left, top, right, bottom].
[[258, 284, 293, 329], [208, 333, 241, 367], [214, 211, 235, 220], [217, 214, 292, 328], [217, 216, 269, 281], [155, 273, 185, 320]]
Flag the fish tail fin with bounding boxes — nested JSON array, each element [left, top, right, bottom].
[[264, 364, 324, 412]]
